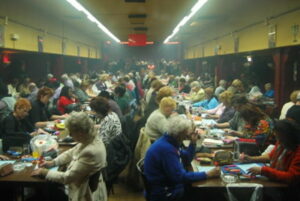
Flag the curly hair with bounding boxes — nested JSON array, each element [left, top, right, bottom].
[[14, 98, 31, 111], [219, 90, 234, 106], [65, 111, 96, 141], [167, 115, 193, 137], [290, 90, 300, 103], [90, 96, 110, 117]]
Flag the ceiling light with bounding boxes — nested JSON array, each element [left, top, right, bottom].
[[66, 0, 120, 43], [164, 0, 208, 43]]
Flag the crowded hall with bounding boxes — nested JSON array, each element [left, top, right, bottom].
[[1, 0, 300, 201]]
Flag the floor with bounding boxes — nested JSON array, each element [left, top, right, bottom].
[[108, 182, 145, 201]]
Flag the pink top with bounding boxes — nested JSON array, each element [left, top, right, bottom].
[[206, 103, 225, 116]]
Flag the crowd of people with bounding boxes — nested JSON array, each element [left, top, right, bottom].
[[0, 68, 299, 201]]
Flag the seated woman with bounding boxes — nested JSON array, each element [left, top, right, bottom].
[[226, 103, 273, 147], [145, 97, 176, 141], [114, 85, 131, 115], [193, 87, 219, 110], [178, 78, 191, 94], [73, 81, 90, 103], [57, 86, 78, 114], [31, 112, 107, 201], [144, 115, 220, 201], [29, 87, 67, 128], [205, 90, 235, 123], [90, 96, 122, 145], [184, 81, 205, 103], [2, 98, 41, 151], [264, 83, 275, 98], [245, 120, 300, 184], [279, 90, 300, 119], [144, 86, 173, 120]]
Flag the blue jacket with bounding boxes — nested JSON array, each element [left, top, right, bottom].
[[144, 134, 206, 201], [193, 97, 219, 110]]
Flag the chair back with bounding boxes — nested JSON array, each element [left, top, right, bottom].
[[136, 158, 150, 201], [226, 183, 263, 201]]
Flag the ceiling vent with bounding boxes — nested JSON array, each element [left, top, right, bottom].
[[124, 0, 146, 2], [128, 14, 147, 25], [134, 27, 148, 31]]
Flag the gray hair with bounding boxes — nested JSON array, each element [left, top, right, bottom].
[[65, 111, 96, 140], [190, 81, 201, 88], [167, 115, 193, 137], [219, 80, 227, 86]]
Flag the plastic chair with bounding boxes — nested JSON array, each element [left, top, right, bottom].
[[136, 158, 150, 201], [226, 183, 263, 201]]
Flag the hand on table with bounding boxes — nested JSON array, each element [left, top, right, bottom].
[[206, 167, 221, 178], [248, 167, 262, 176], [239, 152, 253, 163], [39, 160, 55, 168], [31, 168, 49, 177]]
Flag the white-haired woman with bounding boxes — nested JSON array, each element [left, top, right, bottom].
[[32, 112, 107, 201], [184, 81, 205, 103], [144, 115, 220, 201]]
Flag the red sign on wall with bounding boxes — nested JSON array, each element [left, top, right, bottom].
[[128, 34, 147, 46]]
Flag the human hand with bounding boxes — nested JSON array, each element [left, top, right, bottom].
[[239, 152, 252, 162], [39, 160, 55, 168], [31, 168, 49, 177], [190, 132, 199, 144], [248, 167, 262, 176], [206, 167, 220, 178]]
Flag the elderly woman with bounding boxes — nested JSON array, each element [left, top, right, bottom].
[[145, 97, 176, 141], [279, 90, 300, 119], [2, 98, 41, 151], [32, 112, 107, 201], [144, 86, 173, 120], [90, 97, 122, 145], [228, 79, 244, 94], [205, 90, 235, 123], [144, 115, 220, 201], [264, 83, 274, 98], [245, 120, 300, 184], [29, 87, 67, 128], [184, 81, 205, 103], [192, 87, 219, 110]]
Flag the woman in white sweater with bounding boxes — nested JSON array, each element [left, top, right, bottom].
[[32, 112, 107, 201], [145, 97, 176, 141]]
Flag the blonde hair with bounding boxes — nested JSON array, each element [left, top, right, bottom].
[[159, 97, 176, 110], [156, 86, 174, 103], [232, 79, 243, 87], [219, 90, 233, 106], [290, 90, 300, 103]]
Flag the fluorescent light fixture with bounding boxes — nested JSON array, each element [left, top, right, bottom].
[[164, 0, 208, 43], [65, 0, 120, 43]]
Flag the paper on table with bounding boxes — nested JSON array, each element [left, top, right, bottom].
[[196, 165, 215, 173], [0, 160, 15, 166], [236, 163, 262, 174]]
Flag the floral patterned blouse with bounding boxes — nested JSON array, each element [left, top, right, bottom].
[[243, 118, 273, 146]]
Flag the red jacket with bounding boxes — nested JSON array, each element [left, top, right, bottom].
[[261, 142, 300, 183], [57, 96, 76, 114]]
